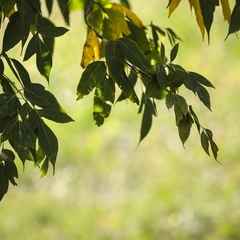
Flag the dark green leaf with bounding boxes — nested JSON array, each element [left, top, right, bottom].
[[209, 138, 219, 161], [178, 117, 192, 146], [1, 0, 16, 17], [174, 103, 184, 126], [189, 105, 201, 133], [227, 1, 240, 37], [77, 61, 107, 100], [139, 99, 155, 143], [45, 0, 53, 15], [0, 93, 20, 118], [0, 59, 4, 76], [97, 76, 115, 104], [23, 34, 39, 61], [1, 118, 18, 141], [120, 0, 131, 8], [57, 0, 70, 25], [105, 40, 125, 81], [165, 92, 174, 109], [10, 58, 31, 86], [170, 43, 179, 62], [201, 131, 210, 155], [18, 0, 36, 48], [188, 72, 214, 88], [0, 149, 15, 162], [145, 74, 161, 99], [199, 0, 218, 42], [156, 64, 168, 90], [117, 37, 153, 75], [175, 94, 188, 116], [38, 120, 58, 172], [38, 26, 69, 38], [167, 69, 187, 88], [115, 71, 139, 104], [0, 162, 9, 201], [27, 0, 41, 13], [20, 102, 32, 121], [5, 161, 18, 185], [36, 39, 52, 81], [38, 108, 74, 123], [196, 84, 211, 110], [24, 83, 61, 109], [160, 43, 165, 63], [166, 28, 182, 46], [2, 12, 21, 52]]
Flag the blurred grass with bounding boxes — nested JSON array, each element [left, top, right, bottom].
[[1, 1, 240, 239]]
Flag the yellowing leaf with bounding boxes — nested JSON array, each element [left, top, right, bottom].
[[189, 0, 205, 40], [111, 3, 146, 29], [168, 0, 182, 17], [220, 0, 231, 23], [105, 6, 131, 36], [81, 29, 100, 68], [7, 8, 15, 18]]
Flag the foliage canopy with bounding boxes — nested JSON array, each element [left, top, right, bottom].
[[0, 0, 239, 201]]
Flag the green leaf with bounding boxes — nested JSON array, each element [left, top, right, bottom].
[[0, 149, 15, 162], [1, 118, 18, 141], [115, 71, 139, 104], [139, 99, 155, 143], [40, 158, 49, 178], [36, 39, 52, 81], [174, 103, 184, 126], [45, 0, 53, 15], [201, 131, 210, 155], [170, 43, 179, 62], [118, 37, 152, 76], [175, 94, 188, 116], [97, 76, 115, 104], [189, 105, 201, 133], [105, 40, 125, 80], [0, 162, 9, 201], [0, 59, 4, 76], [209, 138, 219, 161], [167, 69, 187, 88], [226, 1, 240, 37], [24, 83, 62, 110], [1, 0, 16, 17], [57, 0, 70, 25], [145, 75, 161, 99], [38, 26, 69, 38], [77, 61, 107, 100], [23, 34, 39, 61], [93, 92, 112, 126], [4, 161, 18, 186], [120, 0, 131, 8], [199, 0, 218, 42], [18, 0, 36, 48], [38, 108, 74, 123], [0, 93, 20, 118], [28, 0, 41, 13], [178, 117, 192, 146], [165, 92, 174, 109], [10, 58, 31, 86], [38, 120, 58, 173], [2, 12, 21, 52], [156, 64, 168, 90], [188, 72, 214, 88], [87, 9, 103, 31], [160, 43, 165, 63], [196, 84, 211, 110]]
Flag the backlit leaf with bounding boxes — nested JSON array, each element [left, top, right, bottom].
[[81, 29, 100, 68], [189, 0, 205, 40], [168, 0, 182, 17]]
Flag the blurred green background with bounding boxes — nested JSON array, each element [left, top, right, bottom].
[[1, 1, 240, 239]]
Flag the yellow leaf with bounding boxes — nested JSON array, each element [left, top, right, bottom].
[[111, 3, 146, 29], [105, 6, 131, 36], [220, 0, 231, 23], [81, 29, 100, 68], [189, 0, 205, 40], [7, 8, 15, 18], [168, 0, 182, 17]]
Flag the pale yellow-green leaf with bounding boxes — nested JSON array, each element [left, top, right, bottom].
[[105, 6, 131, 36], [220, 0, 231, 23], [189, 0, 205, 40], [168, 0, 182, 17], [81, 29, 100, 68], [111, 3, 146, 29]]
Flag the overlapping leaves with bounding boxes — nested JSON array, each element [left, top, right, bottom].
[[168, 0, 239, 41]]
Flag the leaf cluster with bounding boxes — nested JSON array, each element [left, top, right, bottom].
[[168, 0, 240, 41]]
